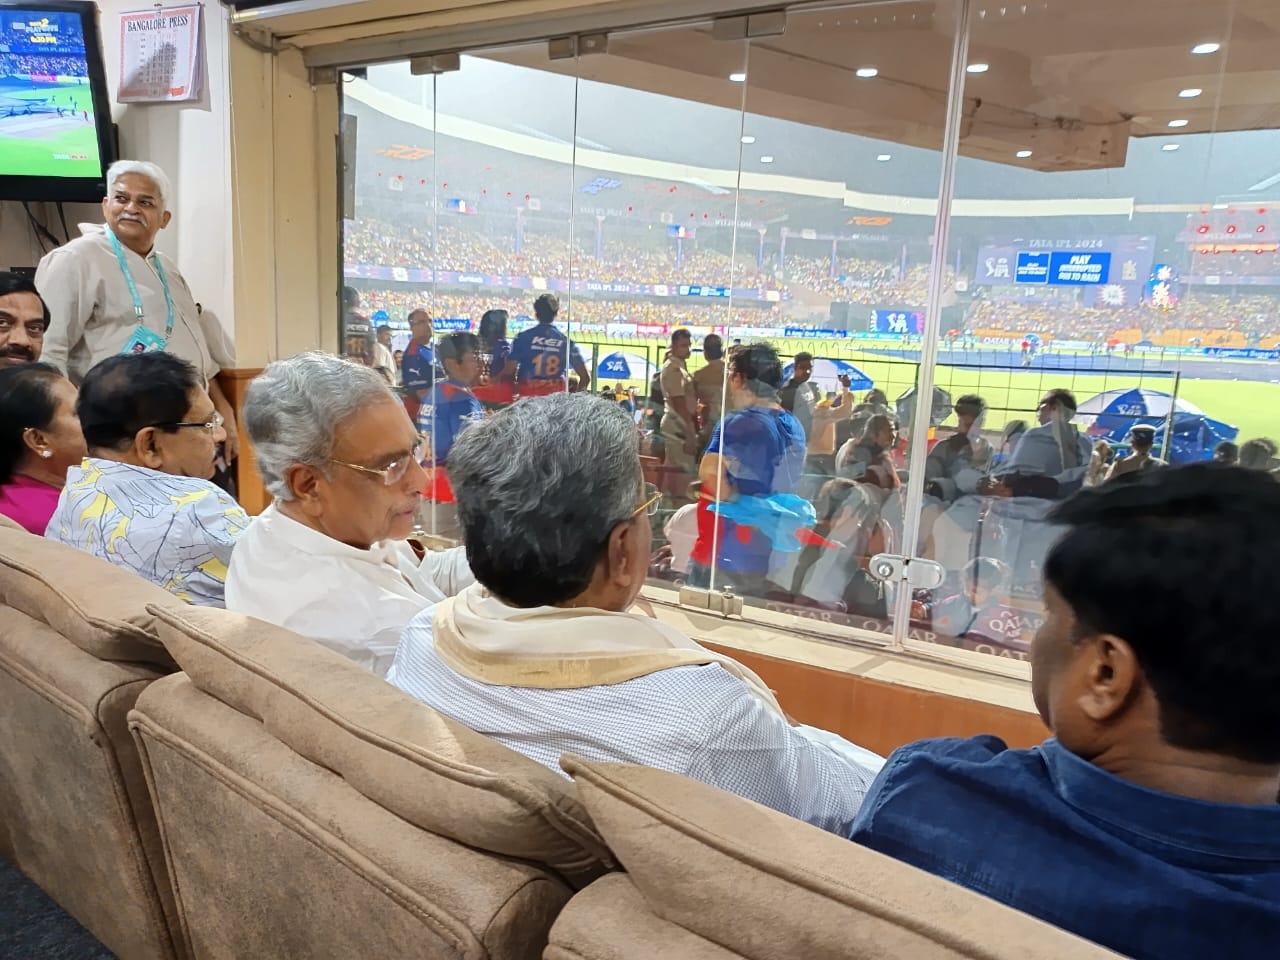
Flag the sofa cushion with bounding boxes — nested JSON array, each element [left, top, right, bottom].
[[562, 758, 1120, 960], [147, 603, 612, 886], [0, 526, 178, 668]]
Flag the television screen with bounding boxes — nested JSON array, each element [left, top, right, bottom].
[[0, 1, 114, 201]]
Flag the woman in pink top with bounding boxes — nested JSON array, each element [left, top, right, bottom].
[[0, 363, 87, 535]]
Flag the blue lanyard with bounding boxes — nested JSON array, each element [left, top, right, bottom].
[[104, 225, 174, 339]]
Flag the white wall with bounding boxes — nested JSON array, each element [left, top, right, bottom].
[[0, 1, 235, 346]]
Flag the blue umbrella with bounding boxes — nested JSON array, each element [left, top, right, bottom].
[[1078, 388, 1204, 439], [598, 351, 656, 380], [371, 309, 390, 324], [1096, 413, 1237, 464], [781, 358, 873, 390]]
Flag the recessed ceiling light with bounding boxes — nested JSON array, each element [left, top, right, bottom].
[[740, 135, 756, 144], [760, 156, 774, 163], [1162, 143, 1181, 152], [1168, 119, 1189, 128], [728, 72, 747, 82], [877, 154, 892, 162], [1191, 42, 1220, 55], [1179, 88, 1203, 98], [1016, 150, 1033, 158], [855, 67, 879, 79], [966, 63, 990, 74]]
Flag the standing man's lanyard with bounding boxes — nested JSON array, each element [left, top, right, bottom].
[[106, 226, 174, 352]]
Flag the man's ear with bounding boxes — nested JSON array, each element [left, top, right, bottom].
[[159, 210, 173, 230], [1075, 634, 1142, 723], [285, 463, 324, 515], [135, 427, 165, 470], [605, 521, 636, 587]]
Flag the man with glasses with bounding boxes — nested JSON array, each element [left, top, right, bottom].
[[225, 352, 473, 677], [46, 352, 249, 607], [0, 273, 50, 369], [390, 394, 883, 836]]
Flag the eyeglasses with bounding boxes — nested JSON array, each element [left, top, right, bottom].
[[632, 483, 661, 519], [154, 410, 224, 436], [329, 439, 425, 486]]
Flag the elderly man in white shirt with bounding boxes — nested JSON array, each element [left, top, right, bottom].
[[225, 352, 472, 676], [34, 159, 239, 461], [389, 393, 883, 837]]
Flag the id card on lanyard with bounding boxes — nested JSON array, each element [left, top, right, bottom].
[[106, 226, 175, 355]]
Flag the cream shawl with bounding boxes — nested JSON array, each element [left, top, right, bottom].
[[432, 583, 785, 717]]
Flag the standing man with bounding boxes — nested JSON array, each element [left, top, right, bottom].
[[401, 308, 437, 421], [780, 352, 853, 475], [34, 160, 238, 461], [1105, 424, 1167, 482], [692, 333, 727, 448], [510, 294, 590, 397], [0, 273, 49, 368], [373, 324, 398, 385], [660, 328, 696, 476]]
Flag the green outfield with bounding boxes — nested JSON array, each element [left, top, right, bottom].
[[573, 333, 1280, 445], [0, 79, 101, 178]]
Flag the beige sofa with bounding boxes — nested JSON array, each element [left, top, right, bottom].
[[129, 603, 614, 959], [0, 520, 184, 960], [548, 759, 1121, 959]]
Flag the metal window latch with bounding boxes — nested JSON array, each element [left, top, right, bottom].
[[679, 585, 744, 617], [868, 554, 946, 590]]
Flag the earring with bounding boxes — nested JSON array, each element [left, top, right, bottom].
[[40, 450, 52, 459]]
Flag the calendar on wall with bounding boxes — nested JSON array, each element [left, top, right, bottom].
[[117, 4, 204, 103]]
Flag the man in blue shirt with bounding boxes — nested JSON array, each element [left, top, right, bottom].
[[509, 294, 590, 396], [850, 464, 1280, 960], [401, 308, 439, 421]]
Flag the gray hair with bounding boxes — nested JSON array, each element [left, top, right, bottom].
[[243, 352, 397, 500], [448, 392, 642, 607], [106, 160, 172, 210]]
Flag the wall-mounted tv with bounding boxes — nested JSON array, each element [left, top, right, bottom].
[[0, 0, 115, 202]]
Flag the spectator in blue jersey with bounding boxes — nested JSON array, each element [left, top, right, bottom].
[[417, 332, 484, 539], [687, 343, 810, 597], [478, 309, 512, 384], [401, 309, 439, 422], [510, 294, 590, 397], [850, 465, 1280, 960]]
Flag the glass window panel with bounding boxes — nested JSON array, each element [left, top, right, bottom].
[[707, 1, 956, 643], [560, 23, 750, 593], [918, 0, 1277, 664]]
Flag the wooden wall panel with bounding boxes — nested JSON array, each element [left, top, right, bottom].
[[216, 368, 268, 516], [705, 643, 1049, 757]]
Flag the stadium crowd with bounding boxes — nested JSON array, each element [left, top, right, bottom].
[[1, 54, 88, 78]]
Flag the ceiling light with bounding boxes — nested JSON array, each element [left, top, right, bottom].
[[966, 63, 990, 74], [1016, 150, 1033, 159], [855, 67, 879, 78], [877, 154, 892, 162], [1178, 88, 1203, 98], [1191, 42, 1220, 55], [760, 156, 774, 163], [1162, 143, 1181, 152], [740, 135, 756, 144], [1167, 119, 1189, 128], [728, 72, 747, 82]]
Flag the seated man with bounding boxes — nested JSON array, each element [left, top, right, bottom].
[[850, 464, 1280, 960], [389, 393, 882, 837], [988, 388, 1093, 497], [225, 352, 472, 676], [924, 394, 991, 501], [46, 352, 248, 606]]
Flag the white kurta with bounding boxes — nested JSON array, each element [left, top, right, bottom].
[[34, 223, 226, 384], [223, 502, 474, 676]]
